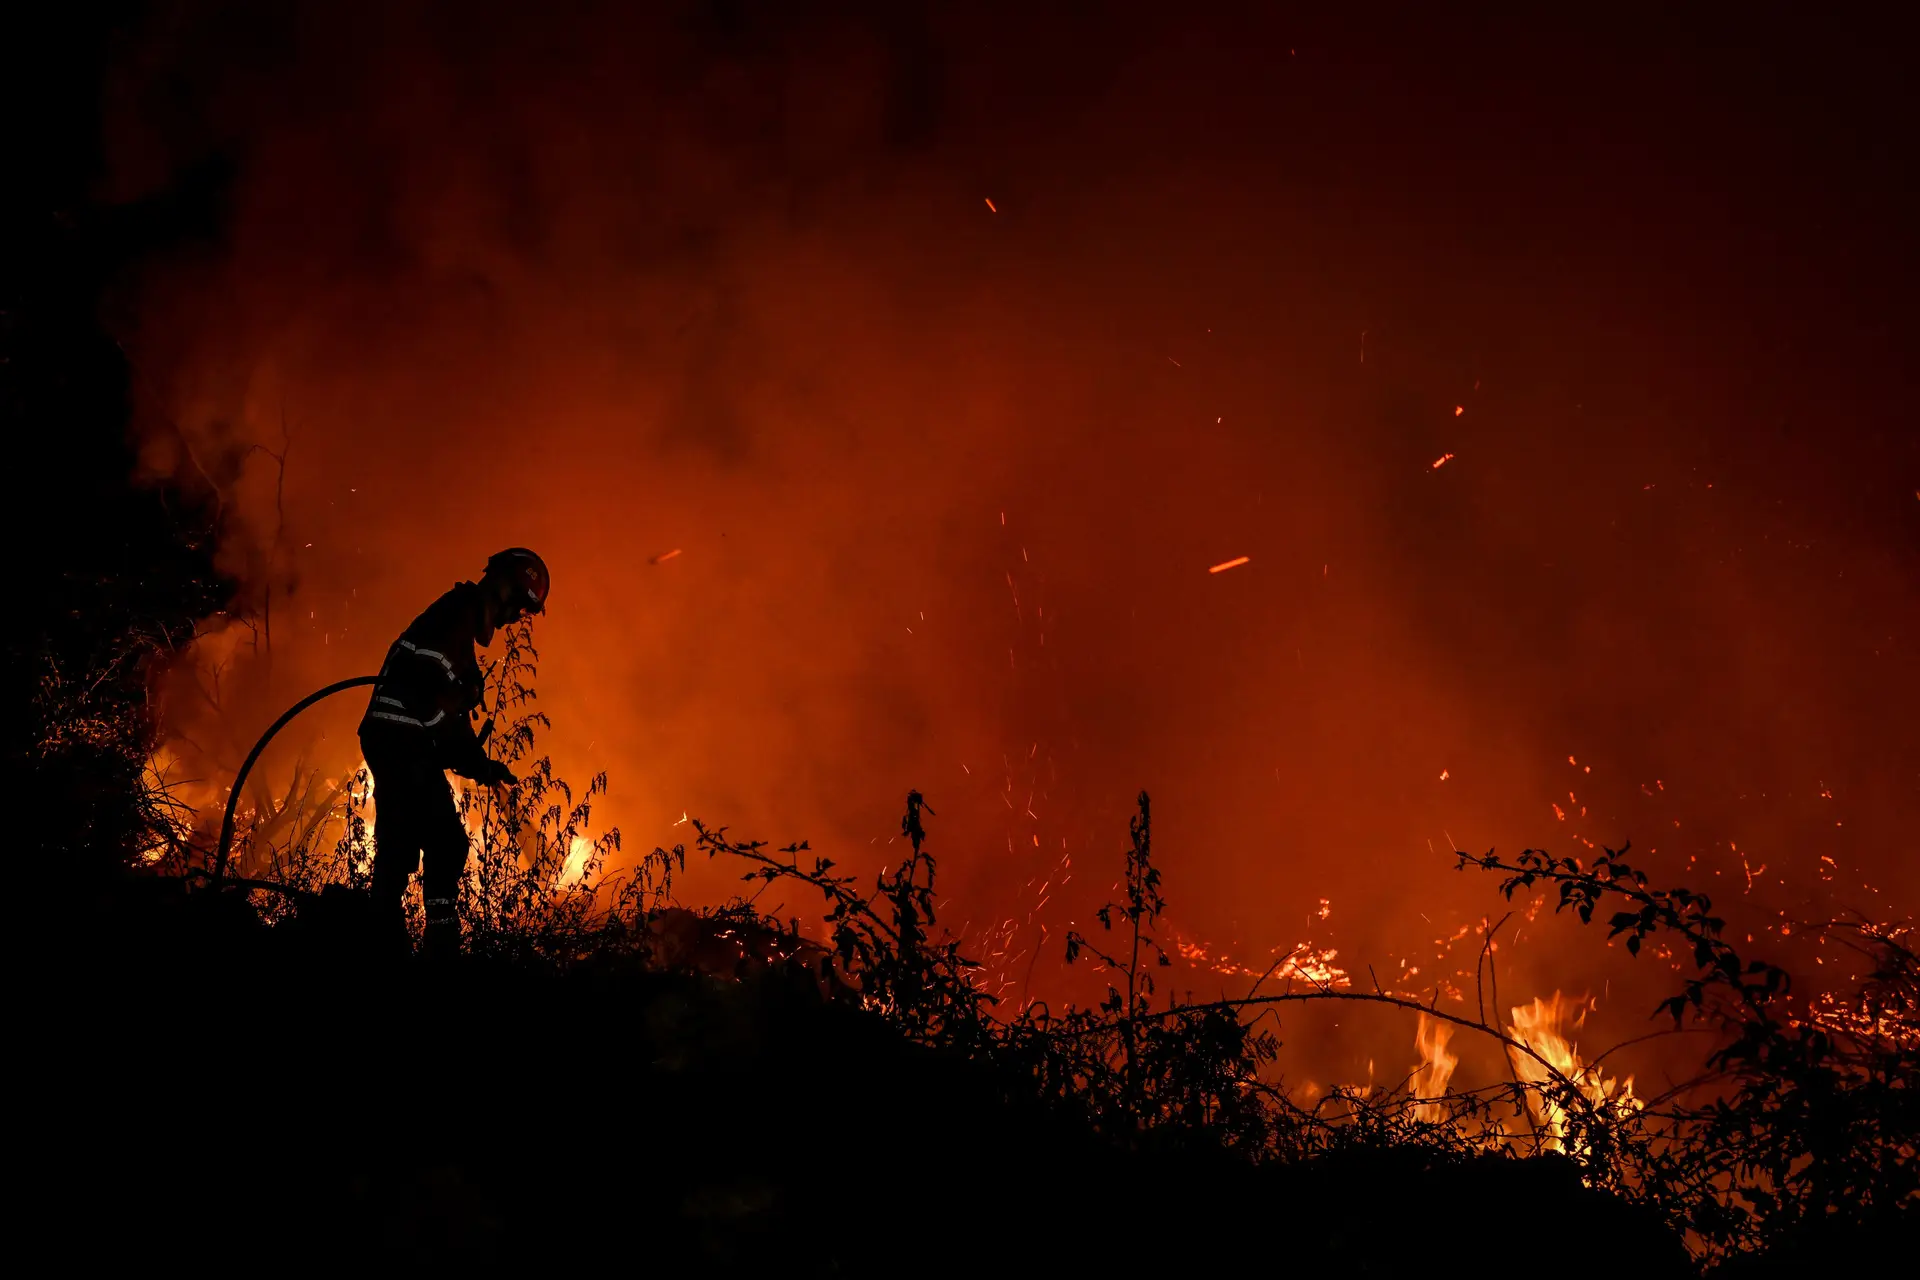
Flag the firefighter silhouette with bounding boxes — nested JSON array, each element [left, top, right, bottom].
[[357, 548, 549, 953]]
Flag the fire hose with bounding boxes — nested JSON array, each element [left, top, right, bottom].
[[211, 676, 380, 887], [209, 675, 494, 887]]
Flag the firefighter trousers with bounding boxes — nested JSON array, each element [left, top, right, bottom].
[[361, 736, 468, 931]]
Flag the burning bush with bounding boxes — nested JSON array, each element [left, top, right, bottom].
[[661, 795, 1916, 1266]]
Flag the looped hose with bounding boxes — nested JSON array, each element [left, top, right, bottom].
[[211, 676, 382, 886]]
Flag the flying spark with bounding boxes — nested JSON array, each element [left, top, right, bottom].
[[648, 548, 682, 564], [1209, 556, 1250, 574], [1432, 453, 1456, 469]]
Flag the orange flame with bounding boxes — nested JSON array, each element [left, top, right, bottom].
[[1505, 992, 1640, 1153], [1410, 1012, 1458, 1125]]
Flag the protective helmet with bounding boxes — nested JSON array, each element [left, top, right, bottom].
[[485, 547, 550, 614]]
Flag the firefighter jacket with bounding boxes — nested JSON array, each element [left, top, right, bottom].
[[358, 581, 493, 779]]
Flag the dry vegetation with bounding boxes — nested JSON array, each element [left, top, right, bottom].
[[87, 630, 1911, 1273]]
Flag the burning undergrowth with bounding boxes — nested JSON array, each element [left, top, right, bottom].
[[161, 637, 1916, 1271], [27, 12, 1913, 1268]]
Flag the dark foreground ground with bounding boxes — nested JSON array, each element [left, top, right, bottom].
[[19, 881, 1737, 1275]]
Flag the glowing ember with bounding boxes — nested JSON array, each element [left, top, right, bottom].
[[1431, 452, 1455, 468], [1172, 932, 1349, 988]]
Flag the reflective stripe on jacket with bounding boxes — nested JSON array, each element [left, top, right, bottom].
[[358, 582, 491, 778]]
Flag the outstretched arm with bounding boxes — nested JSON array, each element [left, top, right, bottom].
[[436, 709, 500, 782]]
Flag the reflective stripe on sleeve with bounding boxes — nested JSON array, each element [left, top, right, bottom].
[[398, 639, 457, 679]]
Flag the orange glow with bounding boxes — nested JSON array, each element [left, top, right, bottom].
[[561, 836, 595, 885], [109, 7, 1916, 1094]]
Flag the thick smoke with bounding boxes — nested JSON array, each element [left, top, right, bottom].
[[113, 3, 1917, 1073]]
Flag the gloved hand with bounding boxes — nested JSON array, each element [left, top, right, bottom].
[[480, 758, 518, 789]]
